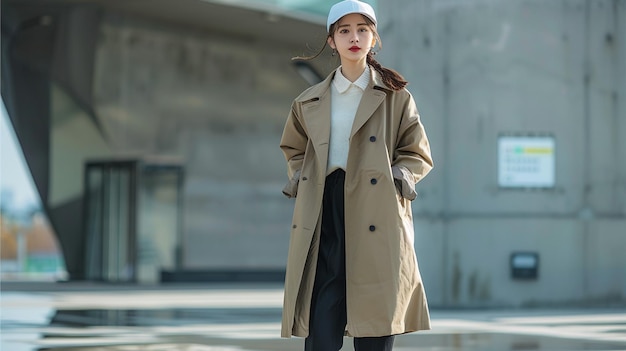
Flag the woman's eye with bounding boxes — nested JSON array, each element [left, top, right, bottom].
[[340, 29, 349, 34]]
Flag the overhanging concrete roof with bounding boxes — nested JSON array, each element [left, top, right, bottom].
[[3, 0, 327, 45]]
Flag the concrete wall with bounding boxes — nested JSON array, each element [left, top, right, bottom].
[[89, 13, 333, 270], [379, 0, 625, 307]]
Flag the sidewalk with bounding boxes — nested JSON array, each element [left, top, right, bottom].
[[2, 282, 626, 351]]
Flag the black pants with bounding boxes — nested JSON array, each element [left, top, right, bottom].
[[305, 169, 395, 351]]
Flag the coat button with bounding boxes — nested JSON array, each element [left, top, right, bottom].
[[302, 177, 308, 181], [292, 225, 297, 229], [369, 136, 376, 142], [370, 178, 377, 185], [369, 225, 376, 232]]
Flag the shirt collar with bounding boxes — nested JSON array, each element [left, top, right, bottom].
[[332, 66, 370, 93]]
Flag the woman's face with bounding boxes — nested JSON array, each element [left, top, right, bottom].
[[328, 13, 376, 65]]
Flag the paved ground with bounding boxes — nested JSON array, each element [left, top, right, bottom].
[[1, 282, 626, 351]]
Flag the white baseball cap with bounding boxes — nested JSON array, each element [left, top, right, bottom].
[[327, 0, 377, 32]]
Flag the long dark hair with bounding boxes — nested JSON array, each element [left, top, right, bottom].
[[292, 15, 408, 91]]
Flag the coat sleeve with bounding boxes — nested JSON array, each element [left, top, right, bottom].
[[392, 92, 434, 201], [279, 102, 307, 198]]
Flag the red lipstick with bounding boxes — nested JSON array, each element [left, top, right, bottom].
[[349, 46, 360, 52]]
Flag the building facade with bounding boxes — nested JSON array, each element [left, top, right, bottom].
[[2, 0, 624, 307]]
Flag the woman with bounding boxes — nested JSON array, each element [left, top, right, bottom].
[[280, 1, 434, 350]]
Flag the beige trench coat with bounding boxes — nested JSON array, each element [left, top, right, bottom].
[[279, 67, 434, 338]]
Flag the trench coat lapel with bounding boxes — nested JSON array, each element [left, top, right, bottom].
[[301, 90, 331, 173], [298, 69, 388, 168], [351, 84, 387, 137]]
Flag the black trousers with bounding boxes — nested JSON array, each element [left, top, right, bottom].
[[305, 169, 395, 351]]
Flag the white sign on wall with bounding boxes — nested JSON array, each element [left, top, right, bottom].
[[498, 135, 555, 188]]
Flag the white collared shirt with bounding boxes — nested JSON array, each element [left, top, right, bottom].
[[328, 66, 370, 174]]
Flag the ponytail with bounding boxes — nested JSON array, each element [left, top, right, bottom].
[[366, 52, 408, 91]]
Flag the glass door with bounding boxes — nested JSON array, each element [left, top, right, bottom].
[[84, 161, 137, 282]]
